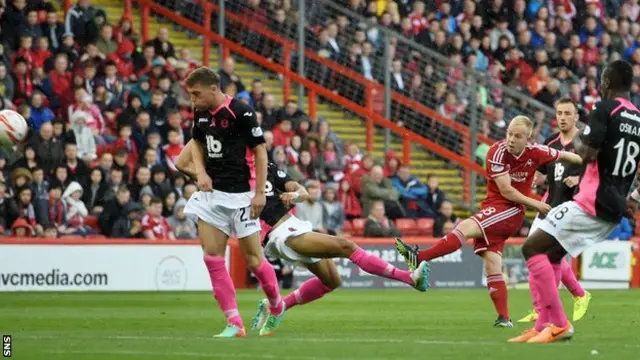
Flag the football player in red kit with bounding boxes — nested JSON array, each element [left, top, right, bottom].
[[395, 116, 583, 327]]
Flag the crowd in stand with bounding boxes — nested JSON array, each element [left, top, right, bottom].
[[0, 0, 457, 240]]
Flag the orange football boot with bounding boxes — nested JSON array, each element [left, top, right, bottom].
[[508, 328, 539, 343], [527, 322, 574, 343]]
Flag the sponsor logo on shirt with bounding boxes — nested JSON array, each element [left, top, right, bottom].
[[244, 112, 253, 117], [252, 127, 263, 137], [510, 172, 528, 183], [198, 118, 208, 123]]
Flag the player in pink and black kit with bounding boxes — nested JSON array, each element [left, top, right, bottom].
[[395, 116, 583, 327], [517, 98, 592, 324], [176, 67, 285, 338], [511, 60, 640, 344]]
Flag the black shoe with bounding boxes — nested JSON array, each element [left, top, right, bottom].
[[494, 316, 514, 328], [394, 237, 419, 271]]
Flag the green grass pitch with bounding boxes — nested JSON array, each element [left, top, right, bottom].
[[2, 289, 640, 359]]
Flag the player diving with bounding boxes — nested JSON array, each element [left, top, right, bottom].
[[175, 141, 430, 332]]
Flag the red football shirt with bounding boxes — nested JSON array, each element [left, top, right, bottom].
[[484, 140, 560, 208], [142, 214, 172, 239]]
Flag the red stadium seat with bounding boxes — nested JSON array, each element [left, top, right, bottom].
[[394, 218, 417, 236], [342, 220, 353, 234], [59, 235, 84, 240], [416, 218, 435, 237], [85, 216, 99, 231], [351, 218, 367, 236]]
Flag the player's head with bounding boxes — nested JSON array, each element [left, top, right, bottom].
[[555, 98, 579, 133], [600, 60, 633, 100], [505, 116, 533, 155], [185, 67, 222, 110]]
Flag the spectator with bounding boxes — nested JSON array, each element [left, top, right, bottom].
[[82, 167, 108, 215], [65, 0, 98, 47], [164, 128, 185, 173], [113, 148, 131, 182], [11, 144, 39, 171], [248, 79, 265, 109], [320, 139, 345, 183], [168, 198, 197, 239], [426, 175, 446, 216], [132, 111, 155, 152], [36, 181, 69, 233], [42, 224, 58, 238], [150, 165, 172, 197], [130, 166, 152, 201], [490, 17, 515, 51], [29, 167, 49, 203], [2, 0, 29, 48], [112, 201, 144, 238], [70, 111, 97, 161], [272, 118, 295, 147], [117, 94, 143, 128], [42, 10, 64, 51], [29, 92, 56, 133], [141, 196, 175, 240], [0, 64, 15, 101], [148, 27, 176, 61], [295, 181, 333, 234], [384, 151, 401, 177], [364, 200, 402, 238], [535, 79, 561, 107], [98, 185, 130, 236], [52, 164, 70, 189], [29, 122, 64, 174], [13, 57, 33, 101], [277, 100, 306, 124], [95, 24, 117, 57], [19, 10, 43, 43], [391, 165, 431, 219], [322, 185, 345, 234], [272, 146, 304, 182], [218, 57, 246, 94], [63, 143, 90, 184], [161, 190, 177, 217], [257, 94, 278, 130], [10, 217, 33, 237], [608, 217, 633, 240], [62, 181, 93, 236], [130, 76, 152, 107], [149, 89, 170, 127], [0, 183, 8, 233], [361, 165, 404, 218], [7, 185, 38, 233], [433, 201, 460, 237], [337, 178, 361, 220], [297, 150, 319, 181], [49, 53, 73, 106]]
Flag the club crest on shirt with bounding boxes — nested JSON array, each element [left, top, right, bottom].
[[525, 159, 534, 167], [583, 125, 591, 135], [491, 164, 504, 173], [252, 127, 263, 137], [277, 170, 287, 178]]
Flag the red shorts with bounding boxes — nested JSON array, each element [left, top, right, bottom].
[[469, 204, 524, 255]]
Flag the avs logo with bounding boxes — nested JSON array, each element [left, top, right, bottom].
[[491, 164, 504, 173], [252, 127, 263, 137]]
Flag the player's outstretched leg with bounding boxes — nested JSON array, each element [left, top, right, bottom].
[[511, 230, 574, 344], [239, 231, 286, 336], [559, 258, 592, 321], [287, 232, 430, 291], [253, 259, 340, 331], [198, 220, 246, 338]]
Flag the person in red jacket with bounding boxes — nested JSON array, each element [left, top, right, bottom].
[[112, 124, 139, 166], [337, 178, 362, 219], [350, 154, 374, 195], [384, 151, 401, 177], [48, 53, 73, 104], [272, 118, 295, 147], [11, 218, 34, 237], [163, 128, 185, 174], [33, 37, 53, 69]]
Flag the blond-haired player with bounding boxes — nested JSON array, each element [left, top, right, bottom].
[[395, 116, 583, 327]]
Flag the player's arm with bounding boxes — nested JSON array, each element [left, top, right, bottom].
[[175, 140, 197, 179], [242, 109, 267, 218], [557, 150, 583, 165], [494, 174, 551, 214], [189, 122, 213, 191], [576, 101, 609, 163], [280, 181, 309, 207]]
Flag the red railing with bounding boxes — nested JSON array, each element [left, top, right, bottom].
[[129, 0, 486, 204]]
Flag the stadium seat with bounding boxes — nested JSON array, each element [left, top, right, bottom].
[[85, 216, 99, 231], [416, 218, 435, 237], [394, 219, 417, 236], [342, 220, 353, 234], [351, 218, 367, 236]]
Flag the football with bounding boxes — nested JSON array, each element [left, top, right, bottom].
[[0, 109, 28, 150]]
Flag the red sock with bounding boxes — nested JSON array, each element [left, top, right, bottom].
[[417, 229, 465, 262], [487, 273, 509, 319]]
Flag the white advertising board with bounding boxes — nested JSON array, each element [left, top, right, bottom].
[[0, 245, 226, 291], [581, 241, 632, 288]]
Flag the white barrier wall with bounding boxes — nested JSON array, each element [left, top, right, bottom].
[[580, 241, 632, 289], [0, 245, 227, 291]]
